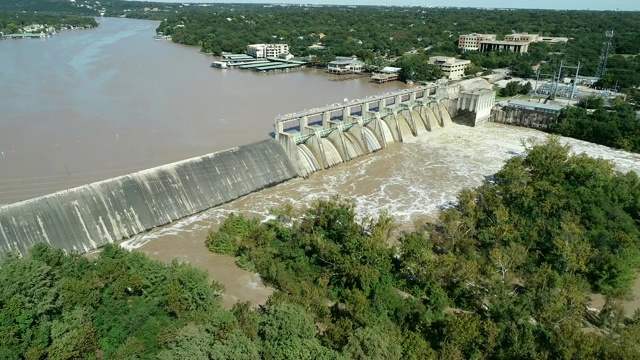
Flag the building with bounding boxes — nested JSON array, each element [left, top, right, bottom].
[[327, 59, 364, 74], [456, 89, 496, 125], [428, 56, 471, 80], [504, 33, 540, 43], [507, 100, 563, 115], [478, 40, 529, 53], [492, 100, 564, 129], [371, 66, 401, 83], [246, 44, 290, 58], [539, 36, 569, 43], [458, 33, 497, 51]]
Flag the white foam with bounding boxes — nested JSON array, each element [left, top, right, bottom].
[[125, 123, 640, 251]]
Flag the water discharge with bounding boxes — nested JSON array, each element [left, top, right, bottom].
[[362, 127, 382, 152], [320, 138, 343, 167], [122, 123, 640, 306], [297, 144, 321, 174], [344, 133, 364, 159], [396, 113, 413, 140], [412, 109, 428, 135], [3, 18, 640, 310]]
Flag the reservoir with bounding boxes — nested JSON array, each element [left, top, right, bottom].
[[2, 17, 640, 309], [0, 17, 406, 205]]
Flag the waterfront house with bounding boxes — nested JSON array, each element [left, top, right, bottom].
[[327, 59, 364, 74]]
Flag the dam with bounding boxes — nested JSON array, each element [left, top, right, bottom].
[[274, 79, 495, 177], [0, 79, 495, 257]]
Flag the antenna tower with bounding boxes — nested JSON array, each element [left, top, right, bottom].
[[596, 30, 614, 79]]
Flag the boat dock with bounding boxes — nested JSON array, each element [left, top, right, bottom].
[[211, 54, 308, 73]]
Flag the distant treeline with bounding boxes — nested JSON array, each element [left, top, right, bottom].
[[0, 12, 97, 34], [155, 8, 639, 84], [1, 3, 639, 98]]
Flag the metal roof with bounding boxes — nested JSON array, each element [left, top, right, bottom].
[[381, 66, 401, 74], [238, 61, 273, 68], [508, 100, 564, 112], [255, 63, 303, 71], [328, 59, 363, 65]]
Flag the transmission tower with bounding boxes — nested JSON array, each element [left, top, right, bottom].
[[596, 30, 614, 79]]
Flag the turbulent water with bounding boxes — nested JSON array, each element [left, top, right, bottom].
[[3, 17, 640, 309], [122, 122, 640, 307]]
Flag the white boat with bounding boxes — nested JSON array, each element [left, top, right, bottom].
[[210, 61, 228, 69]]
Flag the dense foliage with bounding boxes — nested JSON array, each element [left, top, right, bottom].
[[551, 100, 640, 152], [0, 12, 97, 34], [154, 7, 640, 85], [499, 80, 532, 97], [3, 139, 640, 358], [204, 138, 640, 359]]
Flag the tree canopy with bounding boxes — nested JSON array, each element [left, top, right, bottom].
[[3, 138, 640, 358]]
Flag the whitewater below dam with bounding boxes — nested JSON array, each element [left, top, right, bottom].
[[121, 122, 640, 307]]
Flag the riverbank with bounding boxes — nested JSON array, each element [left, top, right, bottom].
[[121, 122, 640, 309]]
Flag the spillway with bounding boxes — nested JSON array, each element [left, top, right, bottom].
[[0, 139, 297, 257], [363, 128, 382, 152]]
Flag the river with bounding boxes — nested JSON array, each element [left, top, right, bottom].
[[3, 17, 640, 311], [0, 17, 406, 205]]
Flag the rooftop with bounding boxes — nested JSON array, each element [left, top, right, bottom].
[[328, 59, 364, 66], [508, 100, 564, 112], [480, 40, 529, 46], [381, 66, 401, 74]]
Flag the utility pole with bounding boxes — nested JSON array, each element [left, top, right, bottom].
[[597, 30, 614, 79], [569, 62, 581, 102]]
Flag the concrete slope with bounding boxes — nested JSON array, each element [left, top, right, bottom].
[[0, 139, 297, 256]]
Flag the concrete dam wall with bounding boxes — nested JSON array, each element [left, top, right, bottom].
[[0, 139, 297, 257], [273, 82, 489, 178]]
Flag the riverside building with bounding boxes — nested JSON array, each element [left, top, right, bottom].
[[246, 44, 290, 58]]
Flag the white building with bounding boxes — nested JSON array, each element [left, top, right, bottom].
[[458, 33, 497, 51], [428, 56, 471, 80], [246, 44, 290, 58], [327, 59, 364, 74], [504, 33, 540, 43]]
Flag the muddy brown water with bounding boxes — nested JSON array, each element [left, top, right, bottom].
[[4, 18, 640, 311], [0, 17, 406, 205]]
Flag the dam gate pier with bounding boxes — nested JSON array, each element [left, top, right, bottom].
[[274, 80, 495, 177], [0, 79, 495, 257]]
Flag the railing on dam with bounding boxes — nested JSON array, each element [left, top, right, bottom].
[[273, 81, 464, 178], [274, 84, 437, 125], [0, 79, 493, 257]]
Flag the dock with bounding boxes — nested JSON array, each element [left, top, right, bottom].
[[371, 73, 400, 83], [211, 53, 308, 73]]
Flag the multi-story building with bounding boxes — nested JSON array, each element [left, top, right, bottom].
[[458, 33, 497, 51], [504, 33, 540, 43], [246, 44, 290, 58], [478, 40, 529, 53], [428, 56, 471, 80]]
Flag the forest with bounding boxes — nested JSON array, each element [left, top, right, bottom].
[[153, 7, 640, 88], [550, 99, 640, 152], [2, 138, 640, 359], [0, 12, 97, 34], [1, 2, 639, 96]]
